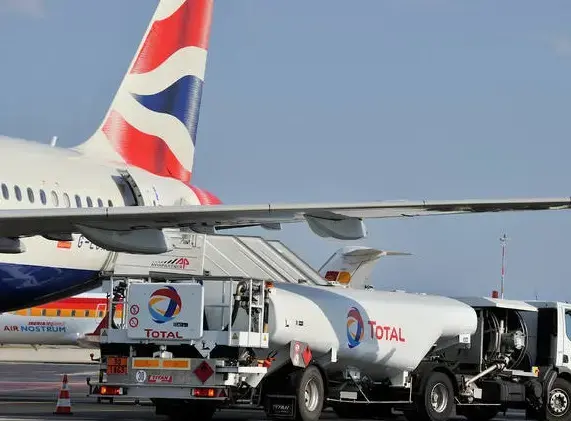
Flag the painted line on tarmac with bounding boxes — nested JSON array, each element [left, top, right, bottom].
[[0, 381, 87, 386], [0, 401, 46, 405], [0, 418, 65, 421], [0, 418, 38, 421], [0, 381, 87, 393], [0, 418, 101, 421]]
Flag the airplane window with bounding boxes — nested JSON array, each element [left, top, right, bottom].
[[108, 200, 113, 207], [1, 184, 8, 200], [41, 309, 46, 316], [71, 310, 76, 317], [86, 197, 93, 207], [97, 198, 103, 207], [51, 191, 59, 207], [85, 310, 90, 317], [39, 189, 47, 205], [14, 186, 21, 201], [63, 193, 70, 208], [27, 188, 34, 203], [56, 309, 61, 316], [75, 195, 82, 208]]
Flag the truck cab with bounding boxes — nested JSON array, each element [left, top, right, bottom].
[[404, 297, 571, 421], [520, 301, 571, 421], [525, 301, 571, 372]]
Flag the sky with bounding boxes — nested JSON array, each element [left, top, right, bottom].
[[0, 0, 571, 301]]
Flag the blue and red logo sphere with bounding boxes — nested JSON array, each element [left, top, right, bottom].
[[148, 286, 182, 324], [346, 306, 365, 348]]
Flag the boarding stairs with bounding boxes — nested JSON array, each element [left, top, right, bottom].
[[102, 229, 327, 286]]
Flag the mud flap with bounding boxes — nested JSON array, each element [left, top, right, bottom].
[[265, 394, 297, 419]]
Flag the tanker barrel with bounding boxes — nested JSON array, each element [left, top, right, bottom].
[[432, 296, 479, 338]]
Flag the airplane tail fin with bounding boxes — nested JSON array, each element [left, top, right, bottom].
[[319, 246, 411, 289], [77, 313, 109, 348], [75, 0, 213, 185]]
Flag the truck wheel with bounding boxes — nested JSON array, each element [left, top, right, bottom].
[[412, 371, 454, 421], [295, 365, 325, 421], [547, 377, 571, 421]]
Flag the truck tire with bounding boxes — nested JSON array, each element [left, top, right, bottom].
[[407, 371, 454, 421], [295, 365, 325, 421], [547, 377, 571, 421]]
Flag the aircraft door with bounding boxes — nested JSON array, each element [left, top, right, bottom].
[[115, 169, 160, 207], [95, 303, 107, 325]]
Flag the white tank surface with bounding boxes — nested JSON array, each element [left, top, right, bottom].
[[267, 283, 477, 378]]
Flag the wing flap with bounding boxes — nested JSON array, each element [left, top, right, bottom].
[[0, 197, 569, 247]]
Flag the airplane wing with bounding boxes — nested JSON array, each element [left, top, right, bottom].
[[0, 197, 569, 254]]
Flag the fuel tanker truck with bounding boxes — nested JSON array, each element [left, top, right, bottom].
[[86, 267, 571, 421], [257, 286, 571, 421]]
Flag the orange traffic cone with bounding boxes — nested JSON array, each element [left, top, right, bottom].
[[54, 374, 73, 415]]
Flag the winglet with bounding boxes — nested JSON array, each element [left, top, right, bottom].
[[319, 246, 411, 289]]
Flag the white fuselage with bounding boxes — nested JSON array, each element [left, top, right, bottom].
[[0, 136, 204, 311], [0, 291, 110, 347], [0, 313, 99, 347]]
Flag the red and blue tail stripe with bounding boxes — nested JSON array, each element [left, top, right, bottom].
[[130, 0, 212, 75], [133, 74, 203, 147], [78, 0, 213, 185]]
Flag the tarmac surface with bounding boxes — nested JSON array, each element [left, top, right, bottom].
[[0, 362, 529, 421]]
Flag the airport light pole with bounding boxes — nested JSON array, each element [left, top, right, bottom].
[[499, 233, 508, 299]]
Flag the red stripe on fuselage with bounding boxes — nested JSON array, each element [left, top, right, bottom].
[[34, 297, 123, 310], [130, 0, 213, 75], [37, 298, 107, 310], [102, 110, 192, 184], [189, 185, 222, 205]]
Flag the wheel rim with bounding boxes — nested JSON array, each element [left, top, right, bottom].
[[430, 382, 449, 413], [304, 378, 319, 412], [549, 388, 570, 416]]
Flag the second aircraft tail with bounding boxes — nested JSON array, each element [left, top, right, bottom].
[[319, 246, 411, 289]]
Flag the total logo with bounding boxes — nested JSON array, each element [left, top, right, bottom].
[[346, 307, 365, 348], [346, 307, 406, 349], [148, 286, 182, 324]]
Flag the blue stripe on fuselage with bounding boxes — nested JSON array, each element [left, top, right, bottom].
[[0, 263, 100, 312]]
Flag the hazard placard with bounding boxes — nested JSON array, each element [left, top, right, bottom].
[[107, 357, 128, 375]]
